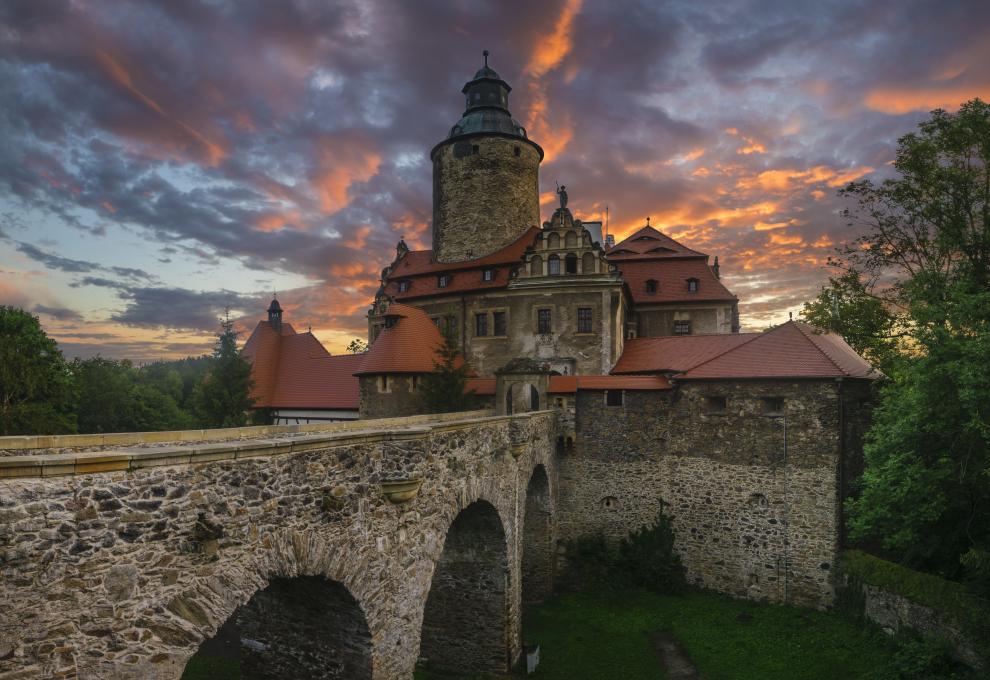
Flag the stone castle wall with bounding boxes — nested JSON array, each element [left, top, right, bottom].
[[557, 380, 864, 609], [0, 411, 557, 680], [431, 136, 541, 262]]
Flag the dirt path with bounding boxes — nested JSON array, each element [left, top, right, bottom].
[[650, 631, 702, 680]]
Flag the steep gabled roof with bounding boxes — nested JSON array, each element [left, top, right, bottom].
[[242, 321, 360, 410], [612, 333, 759, 374], [678, 321, 882, 380], [606, 226, 707, 260], [355, 303, 447, 375], [618, 258, 735, 304]]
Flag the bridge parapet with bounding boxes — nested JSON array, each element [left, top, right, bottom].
[[0, 410, 557, 679]]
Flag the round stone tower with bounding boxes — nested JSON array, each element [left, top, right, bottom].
[[430, 52, 544, 263]]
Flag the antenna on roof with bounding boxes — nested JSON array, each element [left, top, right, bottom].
[[605, 205, 609, 241], [483, 49, 489, 67]]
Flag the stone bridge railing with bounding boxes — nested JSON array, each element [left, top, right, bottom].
[[0, 410, 558, 680]]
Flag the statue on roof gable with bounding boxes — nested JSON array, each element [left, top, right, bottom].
[[395, 237, 409, 261], [556, 182, 568, 210]]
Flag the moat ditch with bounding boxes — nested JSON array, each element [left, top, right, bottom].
[[183, 587, 915, 680]]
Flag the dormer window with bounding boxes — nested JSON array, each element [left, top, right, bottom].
[[438, 274, 451, 288], [397, 280, 411, 293], [482, 268, 495, 282], [645, 279, 658, 294], [687, 278, 699, 292]]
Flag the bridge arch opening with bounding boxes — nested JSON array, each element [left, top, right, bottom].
[[419, 500, 511, 675], [522, 464, 553, 604], [182, 576, 372, 680]]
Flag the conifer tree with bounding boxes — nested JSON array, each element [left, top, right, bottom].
[[418, 325, 473, 413], [194, 311, 255, 427]]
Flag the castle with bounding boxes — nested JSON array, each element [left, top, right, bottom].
[[242, 54, 879, 607]]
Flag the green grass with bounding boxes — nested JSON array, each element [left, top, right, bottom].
[[180, 654, 240, 680], [518, 588, 896, 680]]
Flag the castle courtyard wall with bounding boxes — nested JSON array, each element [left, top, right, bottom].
[[558, 380, 856, 609]]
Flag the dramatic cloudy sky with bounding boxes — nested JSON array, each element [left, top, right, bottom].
[[1, 0, 988, 361]]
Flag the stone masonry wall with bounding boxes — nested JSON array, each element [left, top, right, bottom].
[[0, 411, 557, 680], [431, 136, 541, 263], [558, 380, 855, 609]]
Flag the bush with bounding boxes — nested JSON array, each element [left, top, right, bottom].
[[883, 633, 973, 680], [559, 507, 686, 594], [617, 507, 687, 594]]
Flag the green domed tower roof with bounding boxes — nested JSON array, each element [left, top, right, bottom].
[[448, 50, 529, 140]]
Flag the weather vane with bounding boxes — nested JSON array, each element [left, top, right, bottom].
[[483, 49, 489, 67]]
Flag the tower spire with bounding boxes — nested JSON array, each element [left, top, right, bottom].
[[483, 49, 489, 67]]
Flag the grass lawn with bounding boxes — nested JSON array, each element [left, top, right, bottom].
[[517, 588, 895, 680]]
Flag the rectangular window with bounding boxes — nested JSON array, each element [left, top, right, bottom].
[[379, 375, 390, 392], [398, 280, 410, 293], [674, 320, 691, 335], [687, 279, 699, 292], [704, 395, 727, 414], [493, 311, 506, 336], [438, 274, 450, 288], [762, 397, 785, 415], [475, 312, 488, 337], [606, 390, 624, 407], [548, 257, 560, 275], [577, 307, 593, 333], [537, 308, 552, 334], [482, 268, 495, 282]]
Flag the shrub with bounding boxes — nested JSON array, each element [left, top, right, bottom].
[[616, 507, 687, 594]]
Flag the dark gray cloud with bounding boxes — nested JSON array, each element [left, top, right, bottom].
[[1, 0, 988, 358], [33, 303, 83, 320]]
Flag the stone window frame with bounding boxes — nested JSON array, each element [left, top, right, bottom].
[[761, 396, 785, 416], [548, 254, 561, 275], [605, 389, 624, 407], [536, 307, 552, 335], [473, 307, 509, 340], [474, 312, 488, 337], [703, 395, 727, 414], [674, 319, 691, 335], [491, 309, 508, 338], [576, 307, 594, 334], [378, 375, 391, 393]]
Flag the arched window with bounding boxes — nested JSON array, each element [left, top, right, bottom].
[[565, 253, 578, 274], [548, 254, 561, 275], [547, 232, 560, 250], [530, 385, 540, 411], [530, 255, 543, 276], [581, 252, 595, 273], [564, 231, 577, 248]]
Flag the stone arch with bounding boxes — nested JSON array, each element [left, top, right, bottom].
[[529, 254, 543, 276], [548, 253, 560, 275], [419, 500, 512, 675], [522, 464, 553, 604], [581, 251, 596, 273], [183, 575, 373, 680], [547, 232, 560, 249], [564, 230, 578, 248]]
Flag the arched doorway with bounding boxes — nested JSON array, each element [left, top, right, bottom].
[[522, 465, 553, 604], [420, 500, 511, 675], [181, 576, 372, 680]]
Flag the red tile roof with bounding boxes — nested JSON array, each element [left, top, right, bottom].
[[547, 375, 671, 393], [355, 303, 447, 375], [606, 226, 707, 260], [465, 377, 496, 395], [386, 227, 541, 300], [678, 321, 881, 380], [617, 258, 735, 304], [242, 321, 360, 410], [612, 334, 759, 374]]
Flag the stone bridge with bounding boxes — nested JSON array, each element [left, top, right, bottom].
[[0, 410, 558, 679]]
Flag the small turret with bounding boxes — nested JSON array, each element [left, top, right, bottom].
[[267, 296, 283, 332]]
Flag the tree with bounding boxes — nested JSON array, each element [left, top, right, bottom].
[[799, 270, 903, 375], [0, 306, 75, 435], [839, 100, 990, 590], [346, 338, 368, 354], [74, 357, 138, 433], [194, 314, 255, 428], [418, 326, 473, 413]]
